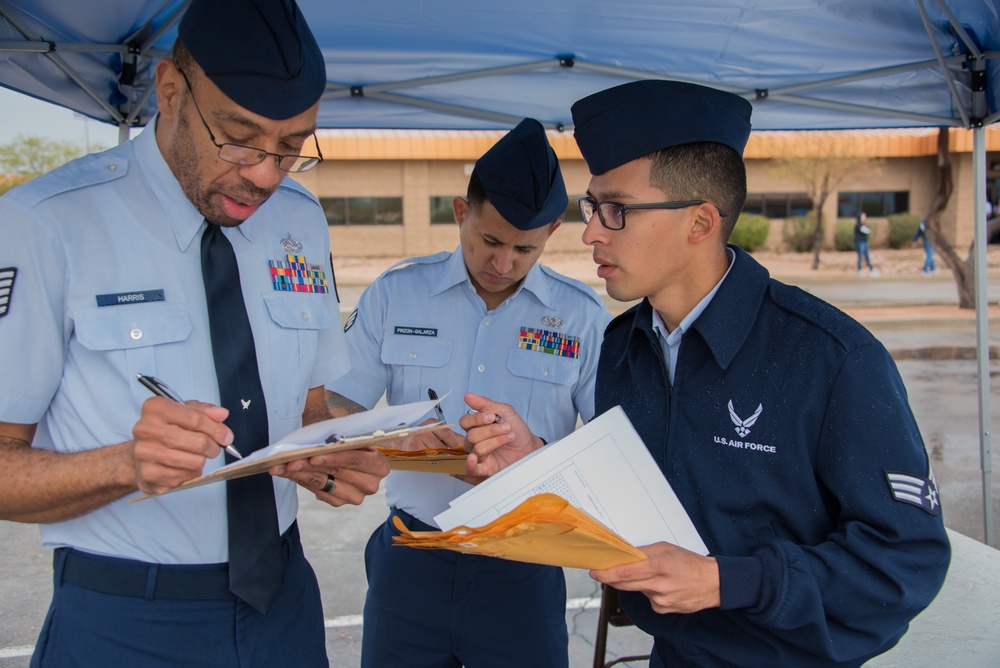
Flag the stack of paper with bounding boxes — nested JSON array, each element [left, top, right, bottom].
[[392, 493, 647, 570]]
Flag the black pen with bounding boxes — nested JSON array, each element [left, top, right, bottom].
[[427, 388, 446, 423], [136, 374, 244, 459]]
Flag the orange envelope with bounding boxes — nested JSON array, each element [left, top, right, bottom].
[[391, 493, 647, 570], [376, 445, 468, 474]]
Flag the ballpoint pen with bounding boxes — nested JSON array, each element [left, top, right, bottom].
[[427, 388, 446, 423], [136, 374, 244, 459], [465, 409, 503, 424]]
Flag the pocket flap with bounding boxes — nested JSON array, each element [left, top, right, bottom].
[[263, 293, 332, 330], [76, 303, 192, 351], [506, 348, 578, 385], [382, 335, 452, 368]]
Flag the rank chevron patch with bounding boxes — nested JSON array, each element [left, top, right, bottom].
[[885, 470, 941, 515]]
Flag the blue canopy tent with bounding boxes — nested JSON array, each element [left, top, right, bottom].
[[1, 0, 999, 543]]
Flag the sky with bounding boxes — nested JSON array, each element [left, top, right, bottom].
[[1, 86, 124, 150]]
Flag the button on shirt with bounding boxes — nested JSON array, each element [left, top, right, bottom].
[[0, 123, 349, 564], [329, 248, 611, 526]]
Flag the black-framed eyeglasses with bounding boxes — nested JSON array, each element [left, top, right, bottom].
[[578, 196, 728, 231], [177, 68, 323, 174]]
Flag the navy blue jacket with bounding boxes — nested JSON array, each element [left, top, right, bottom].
[[596, 246, 950, 667]]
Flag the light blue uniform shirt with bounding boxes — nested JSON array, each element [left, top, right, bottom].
[[329, 248, 611, 526], [0, 123, 349, 563]]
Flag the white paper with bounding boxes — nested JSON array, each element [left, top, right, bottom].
[[434, 406, 708, 555], [233, 397, 442, 465]]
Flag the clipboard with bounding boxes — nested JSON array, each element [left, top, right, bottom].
[[133, 397, 460, 500], [379, 446, 468, 474]]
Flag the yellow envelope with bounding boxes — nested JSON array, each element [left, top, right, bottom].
[[392, 493, 646, 570], [376, 445, 468, 474]]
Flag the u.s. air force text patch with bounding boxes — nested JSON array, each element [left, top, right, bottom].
[[0, 267, 16, 318], [885, 470, 941, 515]]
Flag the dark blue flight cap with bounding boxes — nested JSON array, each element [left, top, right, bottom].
[[572, 80, 753, 175], [474, 118, 569, 230], [178, 0, 326, 120]]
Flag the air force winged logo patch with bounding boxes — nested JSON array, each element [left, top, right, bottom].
[[728, 400, 762, 437], [885, 470, 941, 515]]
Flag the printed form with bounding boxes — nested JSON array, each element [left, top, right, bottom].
[[434, 406, 708, 555]]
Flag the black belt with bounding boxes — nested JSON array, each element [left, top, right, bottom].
[[55, 521, 299, 601]]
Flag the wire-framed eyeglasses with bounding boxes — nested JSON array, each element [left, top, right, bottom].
[[178, 68, 323, 174], [578, 196, 728, 231]]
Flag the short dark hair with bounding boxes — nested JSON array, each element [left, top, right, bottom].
[[466, 168, 488, 213], [647, 142, 747, 242], [171, 39, 197, 78]]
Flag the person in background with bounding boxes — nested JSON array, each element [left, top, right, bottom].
[[327, 118, 612, 668], [0, 1, 388, 665], [912, 219, 936, 275], [462, 79, 950, 667], [853, 211, 879, 276]]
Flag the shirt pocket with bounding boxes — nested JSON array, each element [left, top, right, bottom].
[[263, 293, 332, 420], [75, 302, 193, 408], [504, 349, 579, 433], [380, 336, 453, 403]]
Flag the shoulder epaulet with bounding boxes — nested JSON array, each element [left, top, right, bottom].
[[278, 177, 319, 204], [8, 151, 128, 207], [769, 280, 875, 350], [379, 251, 451, 278], [538, 264, 604, 307]]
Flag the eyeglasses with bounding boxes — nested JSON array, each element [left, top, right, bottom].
[[177, 68, 323, 173], [578, 196, 728, 231]]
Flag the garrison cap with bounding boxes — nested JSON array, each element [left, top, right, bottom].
[[178, 0, 326, 120], [474, 118, 568, 230], [571, 80, 753, 175]]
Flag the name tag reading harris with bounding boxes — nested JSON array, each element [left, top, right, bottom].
[[96, 289, 165, 307], [394, 326, 438, 337]]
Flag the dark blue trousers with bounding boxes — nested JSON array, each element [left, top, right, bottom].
[[31, 526, 326, 667], [361, 508, 568, 668]]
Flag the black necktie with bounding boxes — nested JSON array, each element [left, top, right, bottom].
[[201, 222, 283, 613]]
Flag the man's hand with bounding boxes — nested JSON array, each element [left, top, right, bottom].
[[270, 447, 390, 507], [131, 397, 234, 495], [458, 392, 544, 478], [589, 542, 721, 615]]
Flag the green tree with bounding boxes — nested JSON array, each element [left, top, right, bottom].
[[0, 134, 96, 195]]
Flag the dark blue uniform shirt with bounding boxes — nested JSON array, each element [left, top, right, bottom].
[[596, 246, 950, 667]]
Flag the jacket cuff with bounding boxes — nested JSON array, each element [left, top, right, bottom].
[[716, 554, 764, 610]]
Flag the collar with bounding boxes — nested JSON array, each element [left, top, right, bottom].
[[133, 116, 258, 251], [628, 245, 768, 371], [429, 246, 553, 308], [651, 247, 734, 346]]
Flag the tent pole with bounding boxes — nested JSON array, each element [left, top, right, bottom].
[[973, 126, 994, 547], [118, 123, 130, 146]]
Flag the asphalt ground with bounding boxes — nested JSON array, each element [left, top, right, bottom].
[[3, 258, 1000, 667]]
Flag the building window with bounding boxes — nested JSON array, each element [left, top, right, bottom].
[[321, 197, 403, 225], [430, 196, 457, 224], [837, 191, 910, 217], [742, 192, 812, 218]]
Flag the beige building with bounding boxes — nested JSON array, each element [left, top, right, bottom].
[[290, 127, 1000, 258]]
